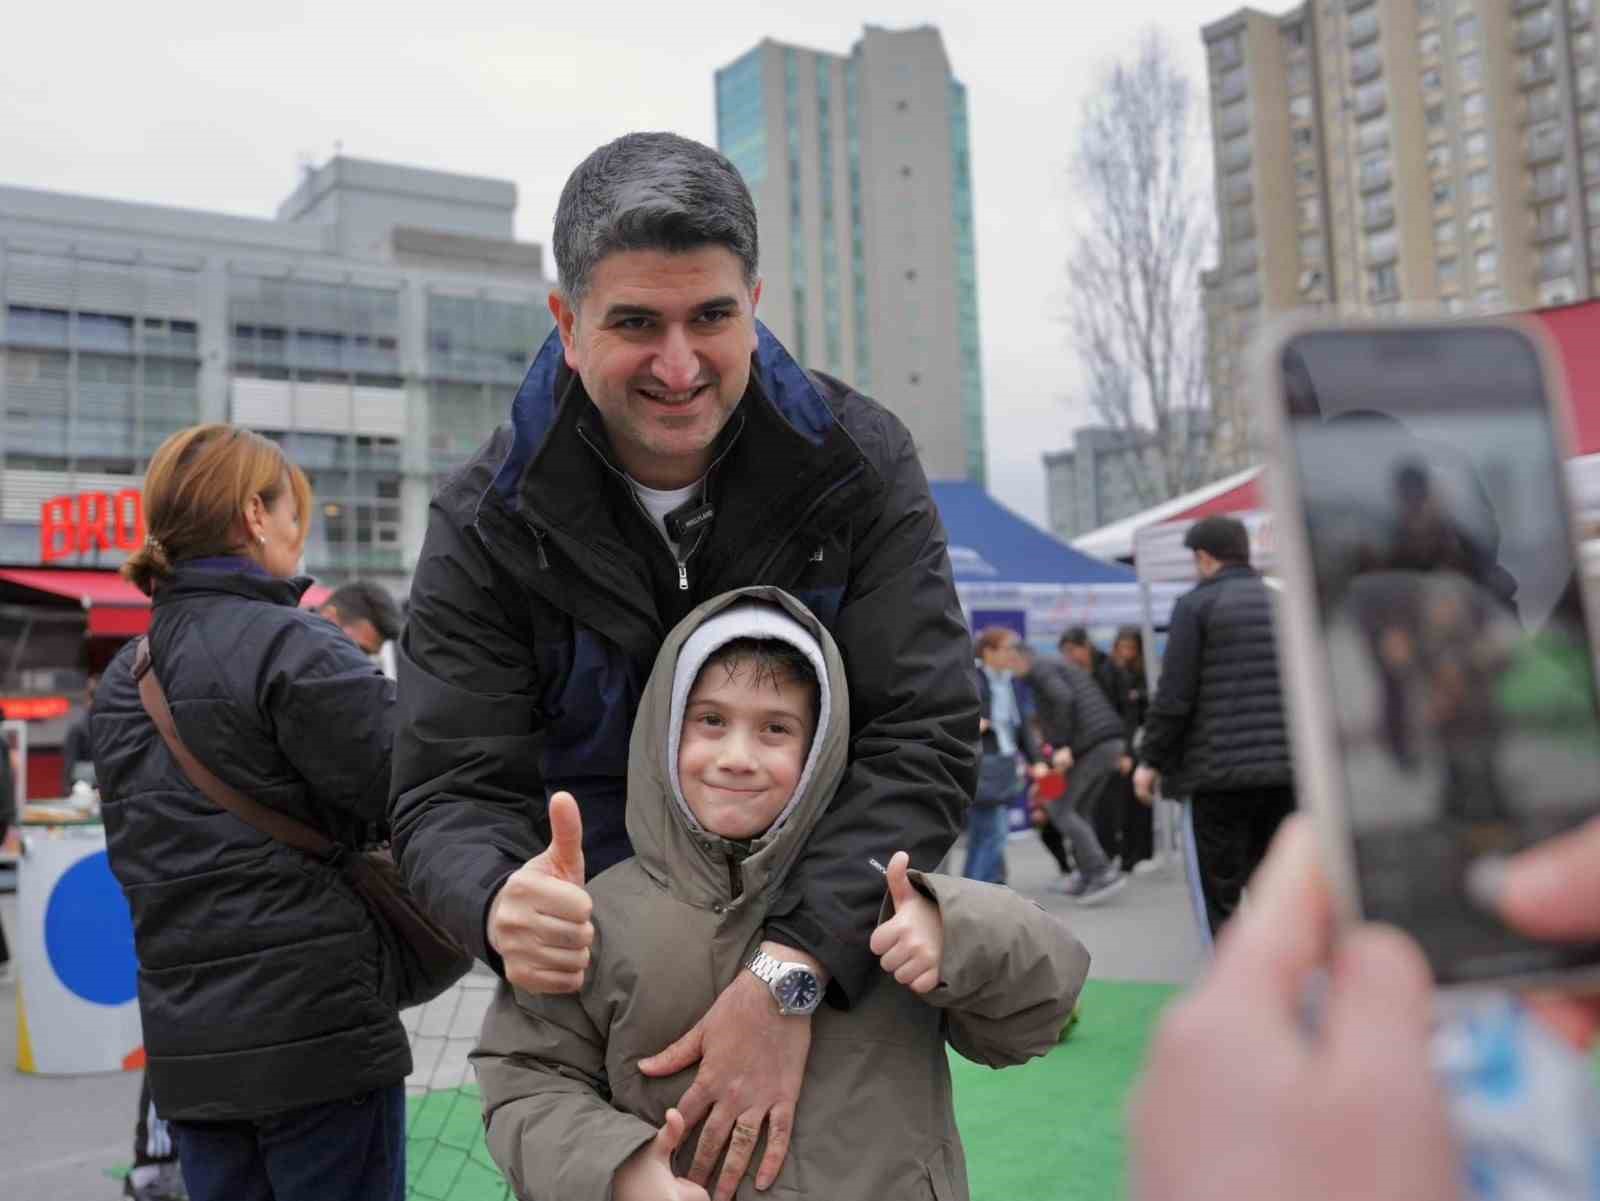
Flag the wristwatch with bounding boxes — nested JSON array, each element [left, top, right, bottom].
[[744, 949, 824, 1016]]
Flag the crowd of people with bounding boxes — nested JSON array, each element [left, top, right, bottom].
[[7, 127, 1590, 1201]]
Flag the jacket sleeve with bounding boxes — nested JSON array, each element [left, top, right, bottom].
[[474, 980, 656, 1201], [880, 871, 1089, 1067], [1140, 593, 1204, 775], [766, 418, 978, 1005], [1026, 665, 1077, 751], [390, 489, 547, 967], [263, 625, 397, 829]]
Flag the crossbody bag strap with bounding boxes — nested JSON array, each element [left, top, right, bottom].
[[132, 636, 337, 860]]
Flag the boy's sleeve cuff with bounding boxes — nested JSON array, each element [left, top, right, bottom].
[[764, 911, 871, 1010]]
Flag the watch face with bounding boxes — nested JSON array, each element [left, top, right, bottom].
[[775, 969, 820, 1013]]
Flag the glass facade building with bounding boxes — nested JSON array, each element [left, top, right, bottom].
[[715, 27, 986, 483]]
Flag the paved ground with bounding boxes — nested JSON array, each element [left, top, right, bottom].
[[2, 833, 1207, 1201]]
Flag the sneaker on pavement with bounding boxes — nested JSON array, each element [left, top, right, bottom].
[[1132, 854, 1167, 877], [124, 1162, 188, 1201], [1051, 871, 1083, 894], [1071, 869, 1129, 906]]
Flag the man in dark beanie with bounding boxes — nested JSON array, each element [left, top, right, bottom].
[[1133, 515, 1294, 934]]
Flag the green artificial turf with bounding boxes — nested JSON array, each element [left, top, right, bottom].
[[951, 979, 1180, 1201], [398, 978, 1180, 1201]]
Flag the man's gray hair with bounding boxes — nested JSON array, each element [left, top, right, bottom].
[[553, 132, 759, 305]]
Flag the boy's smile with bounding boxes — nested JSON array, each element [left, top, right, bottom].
[[678, 662, 816, 840]]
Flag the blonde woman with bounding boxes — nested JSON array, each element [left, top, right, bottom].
[[92, 425, 407, 1201]]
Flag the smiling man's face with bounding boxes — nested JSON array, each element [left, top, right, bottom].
[[550, 245, 761, 490]]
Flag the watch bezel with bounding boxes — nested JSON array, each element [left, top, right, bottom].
[[771, 965, 822, 1015]]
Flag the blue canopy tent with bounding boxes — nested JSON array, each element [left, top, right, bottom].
[[929, 481, 1144, 649]]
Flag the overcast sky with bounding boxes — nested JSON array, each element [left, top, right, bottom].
[[0, 0, 1244, 525]]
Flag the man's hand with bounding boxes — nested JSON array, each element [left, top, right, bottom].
[[486, 791, 594, 994], [1027, 761, 1050, 781], [1052, 747, 1073, 772], [1130, 817, 1457, 1201], [869, 851, 943, 994], [1495, 816, 1600, 1047], [1133, 765, 1159, 804], [979, 717, 991, 735], [637, 942, 821, 1200], [613, 1108, 711, 1201]]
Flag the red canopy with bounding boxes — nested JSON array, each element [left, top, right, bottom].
[[1165, 473, 1263, 522], [0, 569, 334, 638], [1533, 301, 1600, 456]]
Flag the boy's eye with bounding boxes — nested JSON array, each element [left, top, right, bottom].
[[696, 712, 724, 728]]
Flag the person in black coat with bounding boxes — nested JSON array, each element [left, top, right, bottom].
[[0, 735, 12, 978], [92, 425, 408, 1201], [1135, 516, 1294, 933]]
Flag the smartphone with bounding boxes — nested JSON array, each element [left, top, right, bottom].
[[1259, 319, 1600, 988]]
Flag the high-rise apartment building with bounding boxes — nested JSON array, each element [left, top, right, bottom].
[[1203, 0, 1600, 459], [715, 25, 985, 482], [0, 157, 553, 593]]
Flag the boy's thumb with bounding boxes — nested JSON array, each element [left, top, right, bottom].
[[886, 851, 916, 911], [541, 791, 585, 882], [653, 1108, 687, 1159]]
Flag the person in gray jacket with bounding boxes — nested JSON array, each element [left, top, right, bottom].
[[1020, 644, 1129, 905], [474, 588, 1088, 1201]]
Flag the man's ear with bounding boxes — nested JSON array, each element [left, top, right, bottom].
[[549, 290, 580, 371]]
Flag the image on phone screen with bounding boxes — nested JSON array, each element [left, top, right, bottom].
[[1280, 326, 1600, 985]]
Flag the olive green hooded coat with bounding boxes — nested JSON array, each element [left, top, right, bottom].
[[474, 587, 1090, 1201]]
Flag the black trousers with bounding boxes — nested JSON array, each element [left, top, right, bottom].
[[1190, 787, 1296, 935], [1039, 821, 1072, 873]]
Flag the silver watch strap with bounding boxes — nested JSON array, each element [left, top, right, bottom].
[[745, 948, 785, 986]]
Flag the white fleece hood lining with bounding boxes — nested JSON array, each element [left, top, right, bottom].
[[666, 602, 831, 839]]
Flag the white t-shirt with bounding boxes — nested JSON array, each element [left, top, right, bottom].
[[630, 477, 703, 558]]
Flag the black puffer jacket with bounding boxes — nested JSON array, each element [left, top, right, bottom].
[[391, 323, 978, 1004], [92, 565, 409, 1121], [1139, 565, 1292, 794], [1024, 660, 1124, 758]]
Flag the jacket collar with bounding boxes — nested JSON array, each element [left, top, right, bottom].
[[153, 561, 314, 610], [473, 322, 876, 658], [1198, 563, 1260, 590]]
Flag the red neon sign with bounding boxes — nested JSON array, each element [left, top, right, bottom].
[[40, 491, 144, 564], [0, 696, 71, 721]]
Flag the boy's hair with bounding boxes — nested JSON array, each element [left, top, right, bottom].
[[695, 637, 820, 727], [1058, 626, 1090, 651]]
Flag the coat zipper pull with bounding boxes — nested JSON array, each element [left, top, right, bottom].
[[524, 521, 550, 570], [677, 561, 688, 592]]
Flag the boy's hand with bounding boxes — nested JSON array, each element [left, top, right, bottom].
[[1133, 765, 1159, 804], [869, 851, 944, 995], [487, 791, 594, 995], [613, 1109, 711, 1201]]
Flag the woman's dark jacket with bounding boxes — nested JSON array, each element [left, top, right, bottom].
[[91, 565, 409, 1121]]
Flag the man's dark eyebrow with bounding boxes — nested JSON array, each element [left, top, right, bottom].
[[601, 297, 743, 323]]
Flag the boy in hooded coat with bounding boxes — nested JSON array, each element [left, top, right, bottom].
[[473, 586, 1090, 1201]]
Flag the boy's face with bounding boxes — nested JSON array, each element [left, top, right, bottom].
[[678, 657, 817, 840]]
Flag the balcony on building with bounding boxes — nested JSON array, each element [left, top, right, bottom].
[[1219, 104, 1251, 138], [1575, 0, 1595, 28], [1521, 51, 1558, 88], [1356, 88, 1387, 120], [1532, 169, 1569, 201], [1351, 46, 1384, 84], [1359, 160, 1393, 192], [1225, 171, 1253, 204], [1363, 197, 1396, 230], [1512, 0, 1547, 11], [1517, 10, 1556, 49], [1528, 124, 1566, 161], [1540, 244, 1576, 279], [1348, 8, 1380, 46], [1535, 207, 1571, 242], [1529, 92, 1562, 123], [1217, 71, 1248, 105]]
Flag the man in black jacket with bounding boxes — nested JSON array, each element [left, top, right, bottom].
[[390, 132, 976, 1200], [1022, 645, 1128, 904], [1135, 515, 1294, 933]]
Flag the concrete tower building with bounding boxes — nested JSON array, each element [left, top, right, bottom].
[[715, 25, 985, 483], [1202, 0, 1600, 458]]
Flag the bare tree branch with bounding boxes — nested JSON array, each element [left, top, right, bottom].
[[1062, 31, 1217, 509]]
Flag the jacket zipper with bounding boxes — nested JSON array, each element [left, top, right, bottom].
[[726, 854, 744, 901], [576, 420, 743, 595]]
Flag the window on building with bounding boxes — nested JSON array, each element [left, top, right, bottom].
[[1358, 116, 1390, 151], [1535, 161, 1569, 195], [1370, 263, 1399, 299], [1468, 208, 1495, 239], [1583, 109, 1600, 143], [1475, 247, 1498, 274], [1456, 13, 1478, 43], [1422, 67, 1443, 91], [1356, 80, 1387, 116], [1284, 21, 1306, 47], [1289, 63, 1311, 92], [1294, 126, 1315, 147], [1418, 0, 1440, 18], [1420, 30, 1443, 57], [1467, 169, 1491, 199], [1300, 232, 1323, 260], [1428, 143, 1452, 172], [1463, 91, 1486, 118], [1461, 51, 1483, 84], [1368, 230, 1399, 263], [1296, 162, 1318, 188], [1212, 33, 1244, 69], [1434, 179, 1455, 205], [1426, 103, 1445, 129], [1290, 94, 1313, 120], [1438, 257, 1459, 287], [1538, 201, 1570, 237], [1464, 129, 1489, 158], [1300, 196, 1321, 225], [1585, 146, 1600, 179], [1436, 217, 1457, 244]]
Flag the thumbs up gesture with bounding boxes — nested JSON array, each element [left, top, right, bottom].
[[613, 1109, 712, 1201], [867, 852, 944, 996], [487, 791, 595, 995]]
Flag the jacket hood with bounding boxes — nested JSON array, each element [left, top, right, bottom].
[[490, 322, 838, 509], [626, 586, 851, 911]]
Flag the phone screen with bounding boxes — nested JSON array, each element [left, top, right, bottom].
[[1280, 326, 1600, 985]]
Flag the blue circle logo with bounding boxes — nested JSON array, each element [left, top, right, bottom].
[[44, 851, 138, 1006]]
